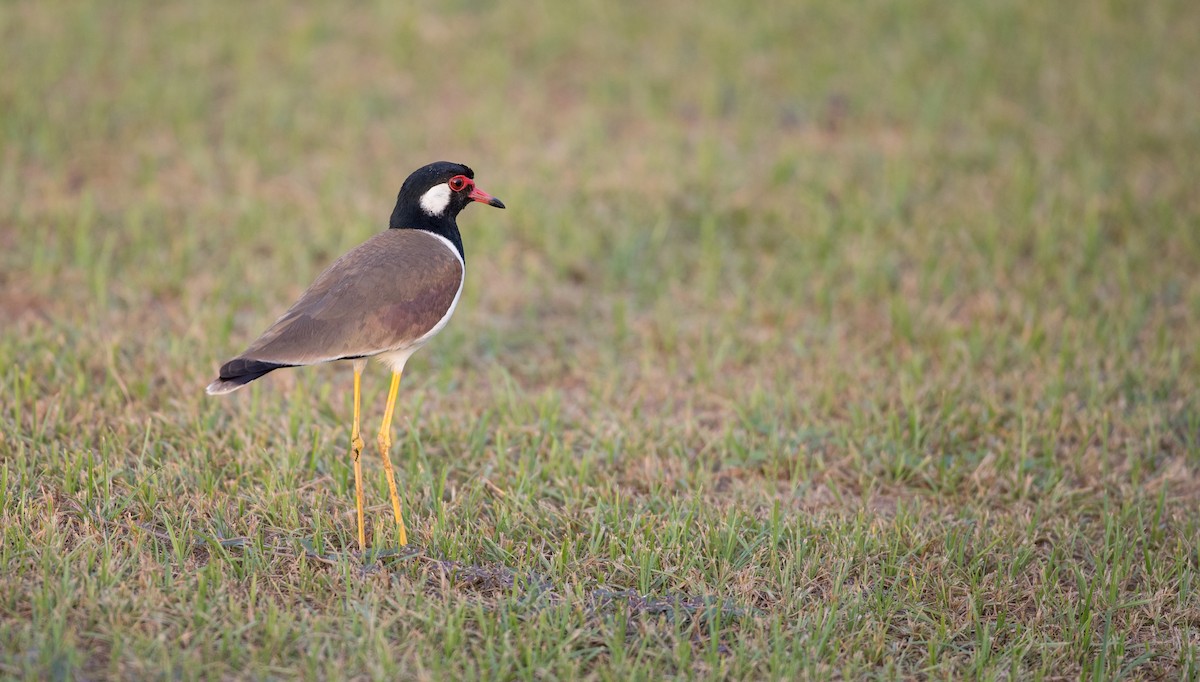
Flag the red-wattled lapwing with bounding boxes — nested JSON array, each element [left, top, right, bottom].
[[206, 161, 504, 551]]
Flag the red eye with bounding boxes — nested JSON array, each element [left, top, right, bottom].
[[448, 175, 469, 192]]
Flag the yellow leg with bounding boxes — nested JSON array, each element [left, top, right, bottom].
[[350, 365, 366, 552], [376, 370, 408, 546]]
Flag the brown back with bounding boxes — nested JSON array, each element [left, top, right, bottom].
[[237, 229, 464, 366]]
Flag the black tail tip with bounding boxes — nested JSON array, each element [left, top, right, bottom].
[[205, 358, 290, 395]]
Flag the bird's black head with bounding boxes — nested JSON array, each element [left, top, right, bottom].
[[389, 161, 505, 233]]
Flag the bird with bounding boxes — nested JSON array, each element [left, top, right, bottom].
[[206, 161, 504, 551]]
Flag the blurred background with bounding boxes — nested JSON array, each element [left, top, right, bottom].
[[2, 0, 1199, 677], [4, 0, 1196, 467]]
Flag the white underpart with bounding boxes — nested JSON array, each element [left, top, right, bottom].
[[419, 183, 452, 217], [374, 231, 465, 374]]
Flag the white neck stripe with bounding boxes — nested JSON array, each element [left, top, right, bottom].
[[423, 230, 465, 266]]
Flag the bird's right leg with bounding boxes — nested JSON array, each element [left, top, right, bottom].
[[376, 370, 408, 547]]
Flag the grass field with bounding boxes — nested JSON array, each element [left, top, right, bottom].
[[3, 0, 1199, 679]]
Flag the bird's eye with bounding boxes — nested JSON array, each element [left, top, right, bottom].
[[448, 176, 468, 192]]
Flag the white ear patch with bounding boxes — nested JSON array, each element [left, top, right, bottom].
[[419, 183, 452, 217]]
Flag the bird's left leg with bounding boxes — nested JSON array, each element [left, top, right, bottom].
[[349, 359, 367, 552]]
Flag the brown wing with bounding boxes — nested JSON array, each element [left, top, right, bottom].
[[237, 229, 463, 365]]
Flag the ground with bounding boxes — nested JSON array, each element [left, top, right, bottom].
[[1, 1, 1199, 679]]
